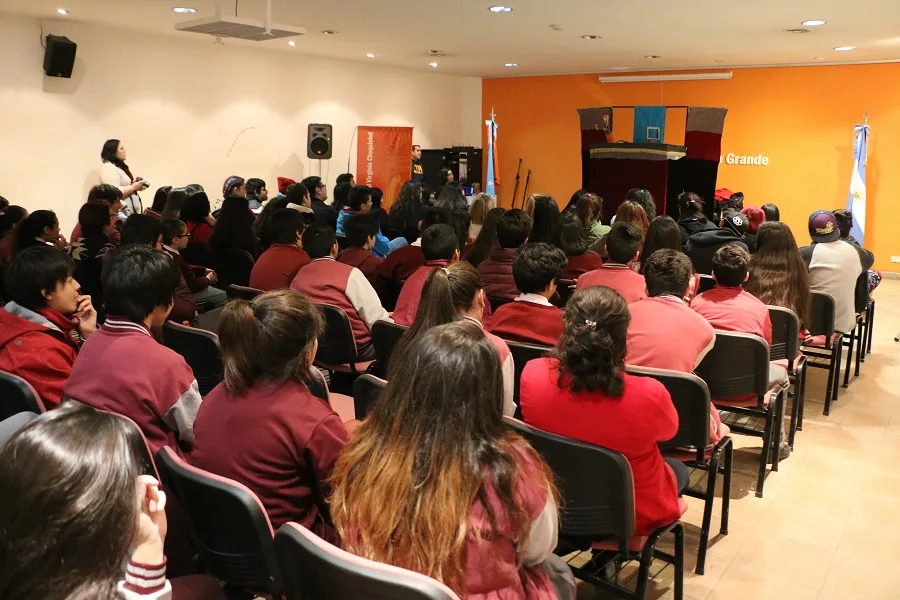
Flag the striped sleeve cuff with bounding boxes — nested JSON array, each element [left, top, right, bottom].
[[123, 557, 167, 594]]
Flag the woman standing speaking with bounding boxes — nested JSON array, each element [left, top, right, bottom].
[[99, 139, 148, 217]]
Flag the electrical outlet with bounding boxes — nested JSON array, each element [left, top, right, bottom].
[[891, 256, 900, 263]]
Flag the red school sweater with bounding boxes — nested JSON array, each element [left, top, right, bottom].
[[336, 246, 383, 283], [562, 251, 602, 280], [393, 261, 493, 327], [576, 263, 647, 304], [690, 285, 772, 344], [488, 299, 564, 348], [249, 244, 311, 291]]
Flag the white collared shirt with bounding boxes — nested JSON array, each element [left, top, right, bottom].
[[514, 293, 554, 307]]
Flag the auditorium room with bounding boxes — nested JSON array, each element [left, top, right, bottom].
[[1, 1, 899, 599]]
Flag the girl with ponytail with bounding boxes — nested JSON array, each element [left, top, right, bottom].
[[188, 289, 349, 540], [519, 286, 688, 536], [391, 261, 516, 416]]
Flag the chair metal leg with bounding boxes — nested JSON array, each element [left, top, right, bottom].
[[797, 365, 806, 432], [756, 406, 773, 498], [823, 350, 835, 416], [721, 441, 732, 535], [855, 318, 864, 377], [788, 373, 800, 450], [843, 328, 854, 388], [771, 393, 785, 473], [867, 301, 875, 354], [832, 338, 843, 404], [695, 447, 722, 575], [673, 523, 684, 600]]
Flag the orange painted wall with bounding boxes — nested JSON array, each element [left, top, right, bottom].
[[482, 64, 900, 271]]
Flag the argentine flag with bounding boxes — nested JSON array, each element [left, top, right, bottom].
[[846, 123, 869, 245], [485, 110, 498, 198]]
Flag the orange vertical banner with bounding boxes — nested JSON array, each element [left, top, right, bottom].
[[356, 126, 414, 209]]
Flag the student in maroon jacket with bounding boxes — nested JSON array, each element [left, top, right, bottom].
[[161, 219, 227, 308], [371, 207, 451, 293], [249, 209, 310, 291], [190, 290, 349, 538], [489, 243, 567, 347], [559, 213, 601, 280], [392, 224, 458, 326], [0, 245, 97, 408], [336, 213, 383, 283], [64, 245, 203, 456], [477, 209, 532, 300], [576, 222, 647, 304]]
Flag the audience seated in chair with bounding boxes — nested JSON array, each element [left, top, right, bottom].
[[161, 220, 226, 309], [745, 221, 812, 331], [394, 261, 515, 416], [372, 206, 451, 291], [520, 286, 688, 536], [209, 195, 260, 264], [558, 213, 601, 280], [189, 290, 349, 538], [477, 209, 532, 300], [0, 404, 225, 600], [589, 200, 648, 260], [833, 208, 879, 295], [464, 207, 505, 267], [685, 210, 749, 275], [291, 223, 390, 361], [676, 192, 717, 251], [330, 321, 575, 600], [335, 185, 404, 259], [0, 245, 97, 409], [70, 201, 117, 316], [387, 181, 430, 245], [301, 176, 338, 230], [576, 222, 646, 304], [336, 213, 383, 283], [489, 243, 566, 347], [64, 245, 203, 456], [11, 210, 68, 257], [180, 191, 215, 246], [800, 210, 873, 335], [0, 205, 28, 263], [70, 184, 125, 246], [249, 209, 310, 291]]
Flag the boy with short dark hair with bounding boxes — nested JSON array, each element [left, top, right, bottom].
[[64, 245, 203, 455], [477, 209, 532, 299], [336, 213, 383, 282], [290, 223, 390, 359], [335, 185, 403, 258], [372, 206, 452, 292], [0, 245, 97, 408], [576, 222, 646, 303], [488, 243, 567, 347], [249, 208, 310, 291], [161, 219, 226, 307]]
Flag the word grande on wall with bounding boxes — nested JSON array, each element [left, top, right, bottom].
[[720, 153, 770, 166]]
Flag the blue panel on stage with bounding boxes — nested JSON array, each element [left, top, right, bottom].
[[634, 106, 667, 143]]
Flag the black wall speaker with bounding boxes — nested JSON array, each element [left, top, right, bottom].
[[43, 35, 77, 78], [307, 124, 333, 160]]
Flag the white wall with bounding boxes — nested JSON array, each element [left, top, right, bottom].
[[0, 14, 483, 233]]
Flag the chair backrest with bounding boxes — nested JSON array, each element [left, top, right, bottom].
[[315, 303, 360, 364], [371, 320, 408, 375], [219, 249, 255, 289], [486, 295, 512, 312], [556, 279, 577, 305], [854, 271, 869, 313], [697, 274, 716, 294], [114, 411, 160, 480], [0, 411, 38, 449], [503, 417, 636, 550], [626, 366, 711, 461], [505, 340, 551, 404], [307, 367, 330, 404], [227, 284, 264, 301], [352, 374, 386, 420], [767, 306, 801, 364], [808, 292, 837, 342], [0, 370, 46, 420], [155, 446, 282, 594], [161, 321, 223, 396], [695, 331, 769, 400], [336, 234, 350, 251], [275, 522, 460, 600]]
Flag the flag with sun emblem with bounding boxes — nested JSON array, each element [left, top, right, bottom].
[[846, 121, 869, 245]]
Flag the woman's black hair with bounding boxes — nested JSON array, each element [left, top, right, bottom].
[[559, 212, 589, 255], [209, 196, 258, 256], [121, 214, 163, 246], [438, 168, 454, 187], [565, 189, 590, 212], [179, 191, 212, 224], [4, 245, 75, 309], [79, 202, 113, 234], [370, 187, 384, 209], [264, 209, 307, 247], [465, 207, 505, 267], [640, 215, 682, 275], [255, 197, 291, 248], [390, 181, 428, 230], [551, 286, 630, 396], [102, 244, 181, 322], [677, 192, 706, 219], [151, 186, 173, 212], [87, 184, 124, 205], [626, 188, 656, 220], [100, 139, 125, 169], [11, 210, 57, 256], [761, 203, 780, 222], [528, 196, 562, 248], [0, 206, 28, 236], [160, 187, 190, 221], [436, 183, 468, 214]]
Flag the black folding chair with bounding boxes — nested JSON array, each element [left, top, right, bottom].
[[0, 369, 46, 420], [696, 331, 785, 498], [336, 234, 350, 251], [556, 278, 577, 306], [0, 412, 38, 448], [161, 322, 223, 396], [352, 374, 386, 421], [843, 272, 870, 383], [801, 292, 843, 415], [156, 446, 283, 598], [627, 366, 732, 575], [275, 523, 460, 600], [371, 320, 408, 377], [505, 340, 551, 415], [486, 295, 512, 312], [227, 284, 264, 301], [697, 274, 716, 294], [218, 249, 255, 289], [505, 417, 684, 600], [314, 304, 373, 375], [768, 306, 808, 447]]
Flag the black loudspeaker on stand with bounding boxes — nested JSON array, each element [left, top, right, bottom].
[[43, 35, 77, 78], [307, 124, 333, 160]]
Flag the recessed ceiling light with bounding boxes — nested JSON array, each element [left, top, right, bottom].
[[321, 30, 338, 35], [802, 19, 827, 27], [288, 41, 295, 47], [172, 7, 196, 13], [582, 35, 601, 40], [429, 62, 439, 68], [504, 63, 518, 67], [366, 53, 376, 58], [645, 55, 661, 59], [56, 8, 68, 15], [489, 6, 513, 13], [834, 46, 855, 51]]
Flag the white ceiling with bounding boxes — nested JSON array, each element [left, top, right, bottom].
[[5, 0, 900, 77]]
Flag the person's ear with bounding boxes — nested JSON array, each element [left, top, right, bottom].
[[452, 249, 460, 262], [331, 243, 339, 257], [417, 220, 423, 231], [632, 250, 640, 264], [743, 272, 750, 283]]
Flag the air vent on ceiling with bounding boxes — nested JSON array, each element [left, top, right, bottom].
[[175, 0, 305, 41]]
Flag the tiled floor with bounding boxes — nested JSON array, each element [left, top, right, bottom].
[[575, 277, 900, 600]]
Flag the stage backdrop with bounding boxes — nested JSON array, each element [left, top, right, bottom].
[[356, 126, 414, 208]]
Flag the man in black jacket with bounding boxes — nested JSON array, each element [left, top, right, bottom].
[[300, 176, 338, 229], [685, 211, 749, 275]]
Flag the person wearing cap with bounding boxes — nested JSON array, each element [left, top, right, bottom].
[[684, 210, 750, 275], [740, 206, 766, 253], [800, 210, 874, 334]]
